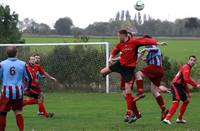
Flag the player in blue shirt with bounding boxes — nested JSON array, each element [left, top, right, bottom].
[[0, 46, 29, 131]]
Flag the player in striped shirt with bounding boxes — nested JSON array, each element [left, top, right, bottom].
[[0, 46, 30, 131], [23, 55, 56, 118], [34, 54, 57, 116], [135, 40, 169, 121]]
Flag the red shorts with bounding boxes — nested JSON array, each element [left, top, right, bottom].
[[24, 85, 42, 99], [0, 96, 23, 112], [141, 64, 164, 87]]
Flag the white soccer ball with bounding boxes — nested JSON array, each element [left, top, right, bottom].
[[134, 0, 145, 11]]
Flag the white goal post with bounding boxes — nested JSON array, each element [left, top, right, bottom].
[[0, 42, 110, 93]]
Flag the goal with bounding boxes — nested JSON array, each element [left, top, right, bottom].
[[0, 42, 113, 93]]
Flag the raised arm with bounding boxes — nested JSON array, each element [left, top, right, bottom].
[[134, 38, 158, 47]]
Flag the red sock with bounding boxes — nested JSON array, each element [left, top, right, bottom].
[[165, 101, 179, 120], [126, 93, 133, 114], [16, 114, 24, 131], [178, 100, 189, 120], [0, 113, 6, 131], [132, 97, 140, 116], [23, 99, 37, 106], [156, 95, 166, 112], [38, 102, 48, 117], [136, 80, 144, 95]]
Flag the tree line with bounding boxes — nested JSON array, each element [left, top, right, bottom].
[[19, 10, 200, 37]]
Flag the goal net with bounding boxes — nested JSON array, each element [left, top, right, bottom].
[[0, 42, 121, 93]]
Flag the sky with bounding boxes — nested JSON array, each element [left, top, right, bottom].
[[1, 0, 200, 28]]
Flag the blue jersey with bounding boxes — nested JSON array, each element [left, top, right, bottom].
[[146, 45, 162, 66], [0, 58, 29, 99]]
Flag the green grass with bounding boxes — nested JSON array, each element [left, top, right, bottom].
[[159, 39, 200, 62], [5, 92, 200, 131], [22, 36, 200, 62]]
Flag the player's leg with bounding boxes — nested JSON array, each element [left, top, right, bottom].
[[100, 61, 121, 77], [13, 99, 24, 131], [135, 71, 145, 97], [176, 91, 189, 124], [0, 96, 11, 131], [37, 93, 54, 118], [100, 67, 111, 77], [120, 78, 126, 98], [37, 94, 48, 118], [0, 112, 7, 131], [163, 84, 181, 124], [23, 89, 39, 106], [23, 97, 38, 106], [37, 93, 44, 115], [14, 110, 24, 131], [150, 83, 168, 121], [123, 69, 141, 123]]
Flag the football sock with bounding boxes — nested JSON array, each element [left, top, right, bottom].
[[16, 114, 24, 131]]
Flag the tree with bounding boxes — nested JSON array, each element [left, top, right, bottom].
[[115, 11, 120, 21], [125, 10, 131, 21], [54, 17, 73, 35], [143, 14, 147, 23], [120, 10, 125, 21], [0, 5, 22, 43], [71, 27, 84, 37], [185, 17, 199, 29]]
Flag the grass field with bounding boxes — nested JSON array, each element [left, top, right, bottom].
[[23, 36, 200, 62], [5, 92, 200, 131]]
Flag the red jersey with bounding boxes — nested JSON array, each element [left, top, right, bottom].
[[111, 38, 157, 67], [173, 64, 197, 87], [26, 64, 45, 87]]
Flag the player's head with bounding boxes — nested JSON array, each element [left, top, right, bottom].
[[127, 31, 133, 38], [29, 55, 36, 65], [6, 46, 17, 58], [118, 29, 129, 42], [34, 53, 40, 64], [188, 55, 197, 67]]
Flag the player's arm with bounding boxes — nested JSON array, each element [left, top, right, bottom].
[[134, 38, 158, 46], [182, 67, 199, 88], [137, 48, 146, 62], [109, 44, 120, 64], [38, 65, 57, 82], [157, 42, 168, 46], [44, 71, 57, 82], [184, 84, 191, 98]]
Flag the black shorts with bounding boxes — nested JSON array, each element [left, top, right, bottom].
[[109, 61, 135, 83], [171, 83, 188, 102]]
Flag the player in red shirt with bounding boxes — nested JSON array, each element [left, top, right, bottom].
[[100, 29, 158, 123], [163, 56, 200, 125], [23, 55, 57, 118]]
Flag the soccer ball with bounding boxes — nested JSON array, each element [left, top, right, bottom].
[[134, 0, 145, 11]]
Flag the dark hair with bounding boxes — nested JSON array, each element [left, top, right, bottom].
[[33, 53, 40, 57], [128, 32, 133, 38], [6, 46, 17, 57], [189, 55, 197, 59], [143, 35, 152, 38], [118, 29, 128, 36]]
